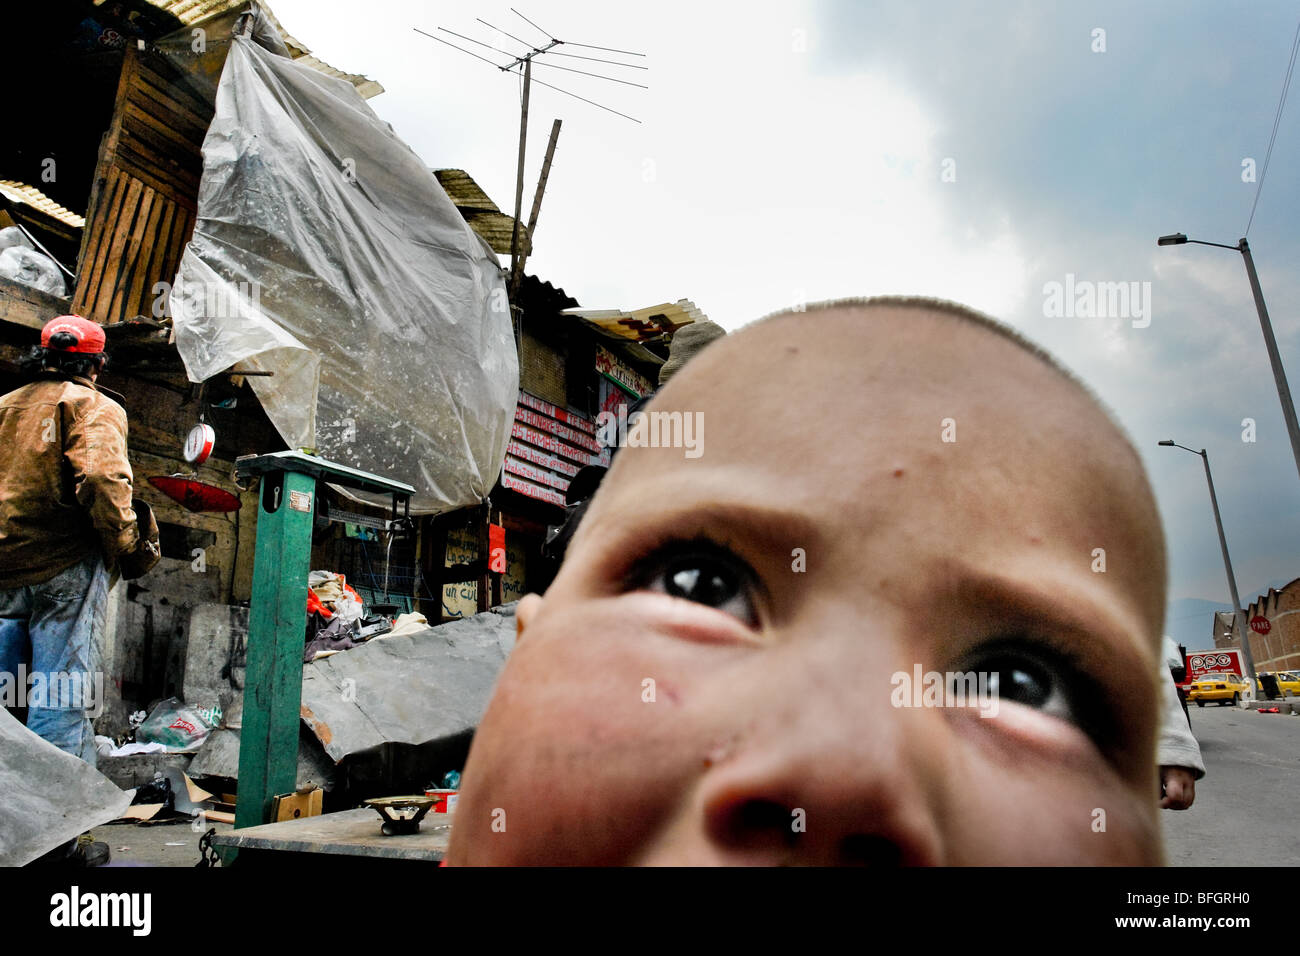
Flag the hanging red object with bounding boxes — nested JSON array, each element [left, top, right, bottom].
[[488, 522, 506, 574], [147, 476, 242, 513]]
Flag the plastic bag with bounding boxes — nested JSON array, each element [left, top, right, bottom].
[[0, 226, 34, 254], [0, 245, 66, 296], [135, 697, 214, 752], [169, 18, 516, 514]]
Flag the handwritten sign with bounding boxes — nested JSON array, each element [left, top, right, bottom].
[[505, 391, 603, 506], [442, 525, 529, 619], [595, 343, 653, 399]]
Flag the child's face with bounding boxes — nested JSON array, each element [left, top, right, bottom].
[[448, 303, 1167, 865]]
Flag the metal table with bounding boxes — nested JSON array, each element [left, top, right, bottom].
[[211, 807, 450, 866]]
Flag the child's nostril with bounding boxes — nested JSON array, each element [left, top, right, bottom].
[[839, 833, 903, 866], [724, 798, 801, 848], [737, 798, 792, 832]]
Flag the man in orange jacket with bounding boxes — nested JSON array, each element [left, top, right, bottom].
[[0, 315, 154, 766]]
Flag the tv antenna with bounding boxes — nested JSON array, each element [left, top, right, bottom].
[[416, 9, 647, 295]]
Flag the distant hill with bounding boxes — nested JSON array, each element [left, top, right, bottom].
[[1166, 576, 1298, 648]]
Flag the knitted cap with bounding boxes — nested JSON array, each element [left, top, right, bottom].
[[658, 320, 726, 386]]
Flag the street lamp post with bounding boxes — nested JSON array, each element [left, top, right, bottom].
[[1158, 234, 1300, 486], [1158, 440, 1260, 688]]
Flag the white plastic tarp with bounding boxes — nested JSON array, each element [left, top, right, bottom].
[[0, 709, 134, 866], [170, 24, 517, 513]]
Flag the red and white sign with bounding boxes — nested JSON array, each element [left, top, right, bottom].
[[1183, 649, 1245, 684], [502, 391, 606, 507], [502, 471, 566, 507], [1250, 616, 1271, 635], [517, 391, 596, 435], [595, 343, 654, 399]]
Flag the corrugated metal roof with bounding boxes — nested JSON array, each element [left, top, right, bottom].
[[433, 169, 530, 256], [0, 181, 86, 229], [144, 0, 384, 98], [564, 299, 705, 342]]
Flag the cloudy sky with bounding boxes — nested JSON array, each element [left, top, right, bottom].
[[272, 0, 1300, 620]]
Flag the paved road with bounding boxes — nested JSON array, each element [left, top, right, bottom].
[[1162, 702, 1300, 866], [88, 818, 231, 866]]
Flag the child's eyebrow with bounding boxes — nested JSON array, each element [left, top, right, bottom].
[[585, 494, 826, 567], [931, 560, 1159, 688], [579, 478, 827, 573]]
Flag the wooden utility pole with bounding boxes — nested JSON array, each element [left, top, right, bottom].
[[509, 57, 531, 289], [511, 118, 562, 297]]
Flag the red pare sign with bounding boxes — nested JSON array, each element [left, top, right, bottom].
[[1250, 616, 1271, 635]]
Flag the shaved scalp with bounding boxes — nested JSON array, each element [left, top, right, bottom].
[[753, 295, 1135, 455], [738, 295, 1167, 600], [758, 295, 1077, 391]]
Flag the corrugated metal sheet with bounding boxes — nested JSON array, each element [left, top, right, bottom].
[[0, 181, 86, 229], [144, 0, 384, 98], [298, 604, 518, 762], [434, 169, 530, 256], [564, 299, 705, 342]]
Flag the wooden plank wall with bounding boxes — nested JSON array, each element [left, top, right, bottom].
[[73, 44, 212, 325]]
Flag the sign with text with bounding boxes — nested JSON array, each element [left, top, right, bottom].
[[504, 391, 604, 506], [595, 343, 654, 400], [1184, 649, 1245, 683]]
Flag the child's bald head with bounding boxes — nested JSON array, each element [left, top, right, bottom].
[[449, 296, 1169, 865]]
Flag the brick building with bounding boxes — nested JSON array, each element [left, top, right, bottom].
[[1210, 582, 1300, 672]]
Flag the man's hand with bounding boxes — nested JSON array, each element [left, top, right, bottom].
[[1159, 766, 1196, 810]]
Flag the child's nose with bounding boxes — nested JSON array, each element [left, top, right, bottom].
[[692, 737, 947, 865]]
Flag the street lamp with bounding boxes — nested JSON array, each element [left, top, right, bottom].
[[1158, 440, 1259, 688], [1157, 233, 1300, 485]]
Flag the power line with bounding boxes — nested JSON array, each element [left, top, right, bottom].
[[530, 57, 649, 89], [435, 26, 517, 62], [1246, 16, 1300, 236], [511, 8, 553, 42], [547, 50, 648, 70], [562, 39, 647, 58], [414, 29, 508, 71], [476, 18, 536, 52], [509, 66, 642, 123], [419, 11, 647, 124]]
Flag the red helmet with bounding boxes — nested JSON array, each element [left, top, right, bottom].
[[41, 315, 105, 354]]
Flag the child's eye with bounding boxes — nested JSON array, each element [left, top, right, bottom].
[[979, 654, 1069, 718], [625, 541, 762, 627], [961, 640, 1111, 740]]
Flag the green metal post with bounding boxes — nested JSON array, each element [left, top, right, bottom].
[[234, 469, 317, 830]]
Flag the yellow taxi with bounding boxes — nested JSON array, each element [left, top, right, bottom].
[[1258, 671, 1300, 698], [1187, 672, 1251, 707]]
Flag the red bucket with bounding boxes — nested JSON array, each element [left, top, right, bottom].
[[424, 789, 459, 813]]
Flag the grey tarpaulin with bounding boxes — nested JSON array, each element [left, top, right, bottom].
[[169, 9, 517, 513], [299, 603, 516, 763], [0, 709, 134, 866]]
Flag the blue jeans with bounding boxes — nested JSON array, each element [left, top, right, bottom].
[[0, 554, 109, 767]]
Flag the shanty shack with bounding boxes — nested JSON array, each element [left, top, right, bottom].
[[1, 1, 707, 774]]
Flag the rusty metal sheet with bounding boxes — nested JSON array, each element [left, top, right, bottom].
[[298, 604, 516, 763]]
